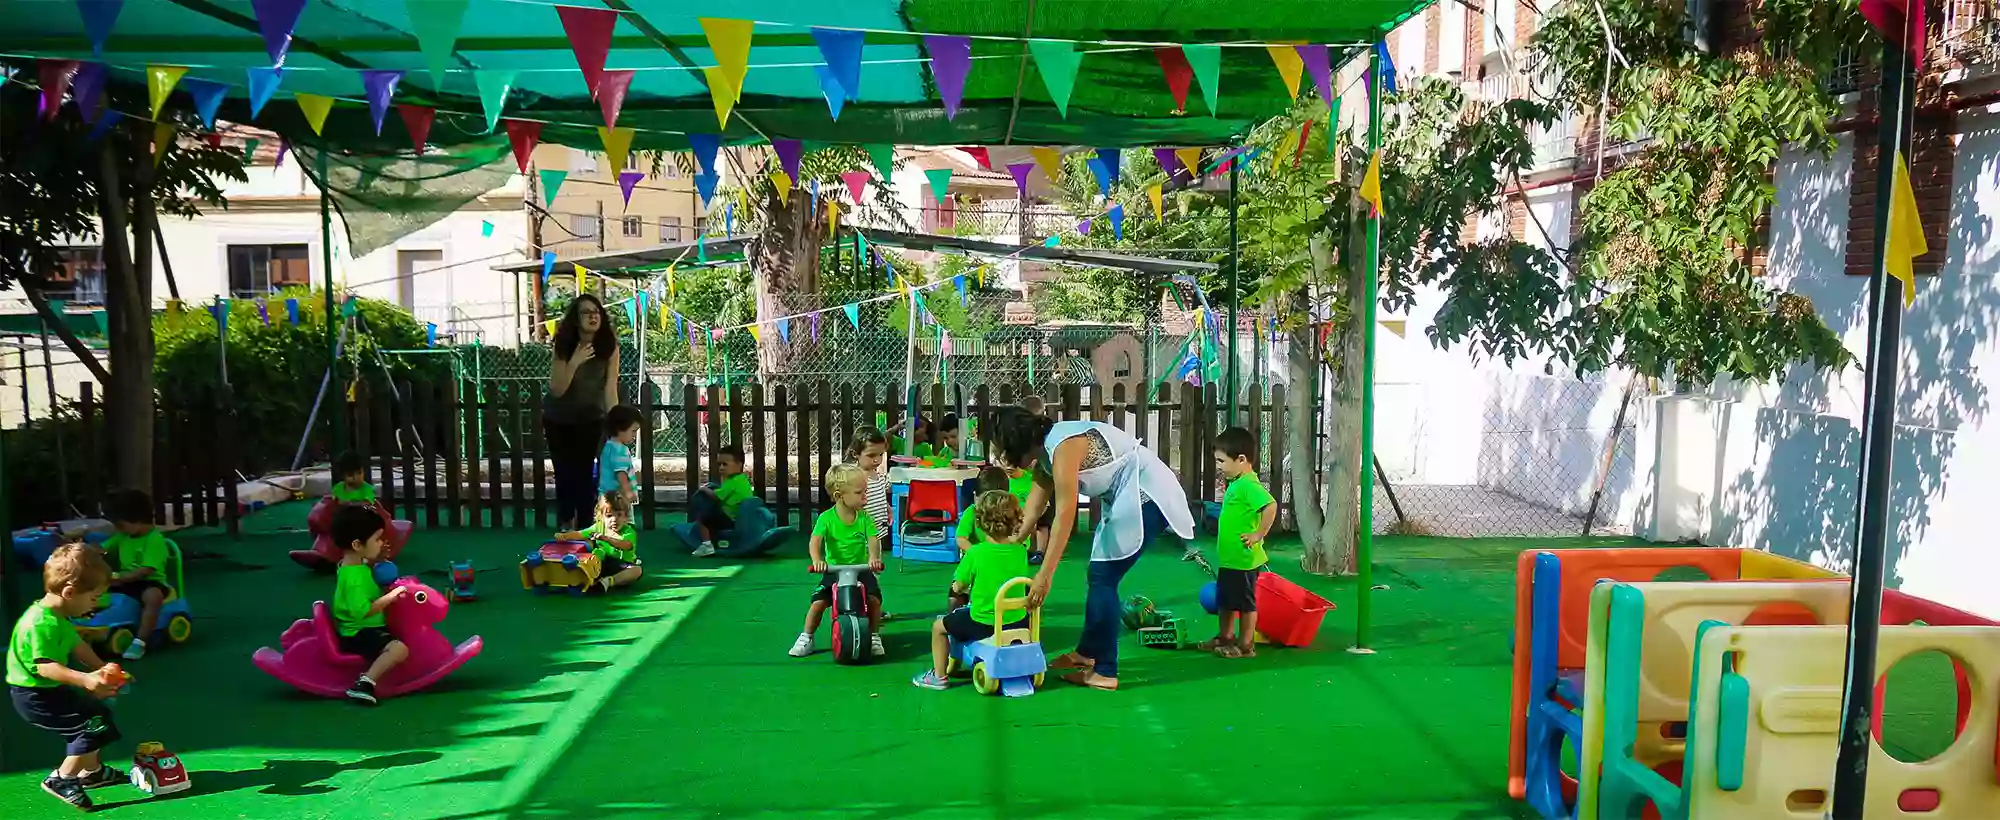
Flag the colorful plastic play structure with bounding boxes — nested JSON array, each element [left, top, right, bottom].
[[291, 497, 413, 571], [252, 577, 482, 699], [73, 536, 195, 656], [519, 540, 601, 594], [945, 577, 1047, 696], [1508, 547, 2000, 819]]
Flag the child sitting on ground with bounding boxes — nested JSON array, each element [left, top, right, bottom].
[[598, 405, 643, 507], [8, 545, 128, 810], [1205, 427, 1277, 659], [790, 464, 885, 658], [692, 443, 753, 557], [331, 505, 410, 705], [557, 491, 643, 593], [330, 450, 376, 506], [101, 488, 171, 661], [845, 427, 891, 535], [912, 490, 1032, 690]]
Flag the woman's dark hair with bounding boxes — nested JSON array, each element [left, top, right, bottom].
[[604, 404, 644, 438], [981, 406, 1055, 488], [553, 294, 616, 361]]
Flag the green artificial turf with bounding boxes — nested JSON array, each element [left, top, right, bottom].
[[0, 508, 1966, 820]]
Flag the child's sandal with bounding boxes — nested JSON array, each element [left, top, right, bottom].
[[1213, 644, 1243, 658]]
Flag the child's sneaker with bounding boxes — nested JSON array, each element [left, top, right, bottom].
[[787, 632, 814, 657], [597, 575, 615, 593], [122, 639, 146, 660], [692, 541, 716, 558], [345, 676, 378, 705], [41, 774, 91, 810], [911, 670, 950, 690], [870, 633, 887, 657], [74, 766, 126, 790]]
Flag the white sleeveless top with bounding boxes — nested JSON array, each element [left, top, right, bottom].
[[1044, 421, 1195, 562]]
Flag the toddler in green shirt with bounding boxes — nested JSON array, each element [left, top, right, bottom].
[[790, 464, 885, 658], [1207, 428, 1276, 659], [329, 505, 410, 705], [914, 490, 1033, 690], [556, 491, 643, 593], [102, 488, 173, 660], [330, 450, 378, 505], [692, 443, 754, 557], [8, 545, 127, 810]]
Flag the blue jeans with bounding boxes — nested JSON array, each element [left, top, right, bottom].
[[1076, 501, 1168, 678]]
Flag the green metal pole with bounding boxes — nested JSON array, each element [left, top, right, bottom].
[[1352, 40, 1385, 655], [318, 148, 343, 453], [1225, 157, 1240, 426]]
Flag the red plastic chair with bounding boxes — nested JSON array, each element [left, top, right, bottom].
[[904, 480, 960, 525]]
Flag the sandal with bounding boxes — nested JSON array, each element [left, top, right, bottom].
[[1213, 644, 1242, 658], [1196, 637, 1235, 652], [1050, 652, 1095, 670], [1060, 670, 1119, 691]]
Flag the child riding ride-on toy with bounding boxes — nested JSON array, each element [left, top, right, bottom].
[[823, 564, 878, 665], [946, 577, 1047, 696], [252, 577, 483, 699], [73, 537, 195, 656], [292, 497, 413, 571]]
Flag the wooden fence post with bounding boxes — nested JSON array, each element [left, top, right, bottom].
[[773, 384, 790, 525]]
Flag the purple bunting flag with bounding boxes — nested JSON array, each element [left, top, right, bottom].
[[361, 70, 404, 135], [1007, 162, 1035, 200], [71, 62, 108, 123], [773, 139, 803, 182], [250, 0, 309, 67], [923, 35, 971, 120], [618, 170, 642, 208]]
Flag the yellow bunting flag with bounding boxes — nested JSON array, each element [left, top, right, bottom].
[[699, 18, 755, 96], [544, 319, 558, 336], [166, 299, 184, 315], [146, 65, 188, 119], [598, 126, 634, 177], [657, 305, 670, 331], [1273, 129, 1300, 175], [705, 67, 739, 129], [1030, 147, 1063, 181], [296, 93, 335, 136], [1357, 151, 1384, 217], [1147, 183, 1164, 222], [1886, 150, 1927, 307], [152, 122, 174, 168], [827, 200, 841, 236], [575, 263, 589, 293], [1175, 147, 1203, 177], [1266, 45, 1304, 99], [667, 264, 678, 299], [746, 323, 761, 343], [769, 170, 793, 205], [1379, 319, 1407, 338]]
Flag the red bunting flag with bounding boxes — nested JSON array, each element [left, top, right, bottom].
[[959, 146, 991, 170], [556, 5, 619, 96], [1154, 47, 1192, 113], [1860, 0, 1927, 70], [504, 119, 542, 173], [397, 104, 435, 154]]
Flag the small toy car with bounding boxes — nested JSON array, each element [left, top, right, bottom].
[[130, 741, 191, 796]]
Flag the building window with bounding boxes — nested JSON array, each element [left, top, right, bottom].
[[625, 153, 642, 172], [227, 243, 311, 298], [395, 249, 441, 310], [622, 216, 643, 238], [659, 215, 683, 242], [569, 149, 597, 175], [46, 247, 107, 305], [571, 215, 599, 238]]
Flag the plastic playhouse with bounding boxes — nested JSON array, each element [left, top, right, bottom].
[[945, 577, 1047, 696], [291, 497, 413, 571], [252, 577, 482, 699], [520, 541, 601, 594], [1507, 547, 2000, 819], [73, 537, 195, 655]]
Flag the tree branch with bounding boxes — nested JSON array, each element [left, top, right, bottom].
[[21, 286, 112, 384]]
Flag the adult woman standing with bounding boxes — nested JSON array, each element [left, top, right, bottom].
[[545, 294, 621, 529], [983, 406, 1194, 690]]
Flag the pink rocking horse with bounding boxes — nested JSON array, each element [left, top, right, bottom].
[[253, 578, 482, 699]]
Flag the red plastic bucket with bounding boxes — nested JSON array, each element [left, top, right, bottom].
[[1255, 572, 1335, 647]]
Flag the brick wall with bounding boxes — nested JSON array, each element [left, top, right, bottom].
[[1425, 5, 1442, 76], [1845, 102, 1957, 277]]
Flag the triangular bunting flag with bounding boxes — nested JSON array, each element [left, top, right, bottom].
[[146, 65, 187, 119], [152, 122, 174, 168], [841, 170, 870, 205], [397, 104, 435, 153], [1298, 44, 1334, 103], [746, 323, 761, 343], [556, 5, 618, 96], [1096, 148, 1123, 185], [1374, 41, 1398, 94], [247, 67, 282, 119], [274, 138, 289, 167], [406, 0, 469, 88], [618, 170, 642, 208], [694, 170, 719, 205], [505, 119, 542, 173], [724, 201, 734, 237], [1109, 203, 1124, 240], [1357, 151, 1383, 217], [770, 170, 793, 205], [1294, 119, 1314, 166], [667, 265, 678, 299], [827, 199, 841, 236], [574, 263, 588, 292], [1147, 183, 1164, 221], [1266, 44, 1304, 99], [1153, 148, 1181, 179], [1007, 162, 1034, 200], [704, 66, 739, 129], [481, 220, 494, 237], [810, 27, 864, 100], [597, 69, 634, 128], [773, 139, 803, 181], [250, 0, 308, 67], [1030, 147, 1062, 181], [598, 125, 634, 176], [539, 169, 568, 206], [1175, 147, 1203, 181], [816, 65, 848, 120], [869, 144, 896, 179], [924, 168, 953, 204], [242, 137, 261, 161], [77, 0, 123, 58], [776, 319, 790, 345], [954, 274, 968, 306], [474, 70, 514, 133], [810, 313, 821, 342], [361, 70, 403, 135], [39, 61, 78, 122], [286, 297, 301, 325], [843, 302, 860, 329], [540, 251, 557, 284], [181, 78, 228, 128], [1027, 40, 1082, 117], [960, 146, 991, 170], [1862, 0, 1929, 71], [295, 93, 334, 135], [924, 35, 971, 120], [71, 62, 107, 123], [1886, 150, 1928, 306], [1086, 158, 1111, 197], [702, 18, 755, 100], [1183, 44, 1221, 114], [1379, 319, 1407, 338], [687, 133, 721, 175], [1155, 47, 1193, 113]]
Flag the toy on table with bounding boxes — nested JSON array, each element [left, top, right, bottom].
[[129, 741, 191, 796], [252, 577, 483, 699], [520, 540, 601, 595], [1139, 615, 1191, 649], [669, 497, 797, 558], [944, 577, 1047, 696], [73, 538, 194, 657], [448, 560, 477, 602], [291, 497, 413, 572], [822, 563, 879, 665]]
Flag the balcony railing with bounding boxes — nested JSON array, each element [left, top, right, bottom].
[[1944, 0, 2000, 65]]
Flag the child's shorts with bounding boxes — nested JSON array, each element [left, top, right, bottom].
[[111, 579, 170, 602], [941, 606, 1028, 644], [1217, 566, 1264, 613], [811, 570, 880, 605], [337, 626, 396, 661], [9, 684, 121, 756], [600, 557, 640, 576]]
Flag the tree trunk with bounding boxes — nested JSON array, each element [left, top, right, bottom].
[[752, 185, 827, 376], [96, 137, 155, 492], [1301, 220, 1367, 576], [1287, 285, 1323, 560]]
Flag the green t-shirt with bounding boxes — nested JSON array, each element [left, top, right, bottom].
[[714, 474, 754, 518], [812, 508, 877, 566], [6, 602, 78, 688], [960, 516, 984, 546], [582, 521, 640, 563], [332, 563, 387, 636], [106, 529, 171, 581], [1008, 471, 1035, 506], [331, 482, 377, 504], [954, 541, 1031, 626], [1218, 474, 1275, 570]]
